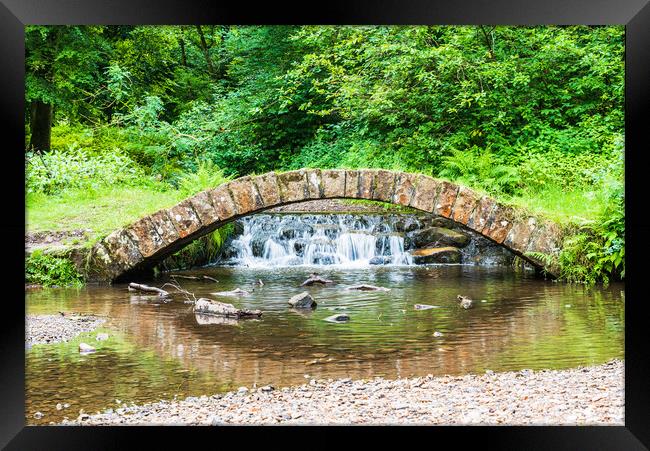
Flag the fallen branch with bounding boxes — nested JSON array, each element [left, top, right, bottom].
[[194, 298, 262, 318], [128, 283, 170, 297]]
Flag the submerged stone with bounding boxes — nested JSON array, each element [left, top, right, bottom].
[[288, 292, 317, 309], [324, 314, 350, 323]]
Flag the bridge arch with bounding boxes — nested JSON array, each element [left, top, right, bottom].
[[85, 169, 564, 281]]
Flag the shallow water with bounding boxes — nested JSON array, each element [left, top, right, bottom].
[[26, 265, 624, 424]]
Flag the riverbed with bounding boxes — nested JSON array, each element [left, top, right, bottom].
[[26, 265, 624, 425]]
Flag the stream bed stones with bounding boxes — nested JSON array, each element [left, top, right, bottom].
[[26, 314, 106, 346], [62, 360, 624, 426]]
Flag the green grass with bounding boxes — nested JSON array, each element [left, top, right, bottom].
[[504, 186, 607, 225], [26, 186, 186, 240]]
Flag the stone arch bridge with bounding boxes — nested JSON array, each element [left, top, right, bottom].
[[85, 169, 565, 281]]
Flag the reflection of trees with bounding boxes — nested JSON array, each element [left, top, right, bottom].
[[25, 275, 624, 424], [110, 277, 624, 386]]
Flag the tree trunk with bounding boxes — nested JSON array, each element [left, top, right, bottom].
[[29, 101, 53, 152], [179, 36, 187, 66], [195, 25, 216, 77]]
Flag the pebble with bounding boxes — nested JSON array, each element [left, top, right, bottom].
[[26, 315, 106, 345], [59, 360, 624, 426], [96, 333, 109, 341], [433, 331, 444, 337], [78, 343, 96, 353]]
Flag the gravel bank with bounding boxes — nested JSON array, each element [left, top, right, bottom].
[[26, 314, 106, 346], [63, 360, 623, 425]]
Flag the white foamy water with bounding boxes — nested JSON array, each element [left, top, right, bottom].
[[221, 214, 413, 268]]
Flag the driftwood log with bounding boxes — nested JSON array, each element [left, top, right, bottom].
[[301, 274, 334, 286], [194, 298, 262, 318], [170, 274, 219, 283], [128, 283, 170, 297], [346, 284, 391, 292]]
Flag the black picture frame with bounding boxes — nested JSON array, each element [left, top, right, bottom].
[[2, 1, 648, 449]]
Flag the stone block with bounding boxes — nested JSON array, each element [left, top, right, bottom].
[[227, 176, 262, 215], [344, 170, 360, 198], [305, 169, 323, 199], [102, 228, 143, 273], [277, 170, 309, 203], [483, 204, 515, 244], [168, 199, 202, 239], [321, 169, 346, 198], [466, 196, 497, 235], [410, 175, 440, 212], [451, 186, 480, 225], [189, 191, 220, 226], [124, 216, 164, 258], [208, 184, 238, 221], [253, 172, 281, 207], [372, 170, 397, 202], [392, 172, 417, 207], [504, 216, 539, 253], [432, 181, 460, 218], [148, 209, 180, 247], [357, 170, 376, 200], [527, 220, 563, 255]]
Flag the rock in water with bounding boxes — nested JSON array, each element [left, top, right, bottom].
[[194, 298, 262, 318], [301, 274, 334, 286], [414, 304, 440, 310], [211, 288, 251, 297], [433, 331, 444, 337], [410, 247, 462, 264], [78, 342, 96, 353], [346, 284, 391, 292], [324, 314, 350, 323], [288, 292, 317, 309], [457, 295, 474, 309]]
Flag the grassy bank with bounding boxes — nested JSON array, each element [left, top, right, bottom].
[[27, 186, 185, 239]]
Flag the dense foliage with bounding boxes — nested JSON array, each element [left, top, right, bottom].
[[26, 250, 84, 287], [25, 25, 625, 283]]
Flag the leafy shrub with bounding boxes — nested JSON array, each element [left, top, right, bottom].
[[159, 224, 235, 270], [25, 250, 84, 287], [26, 145, 146, 195], [175, 159, 233, 196], [556, 146, 624, 284], [517, 148, 611, 192], [438, 147, 521, 195]]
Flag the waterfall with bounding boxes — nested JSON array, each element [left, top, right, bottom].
[[220, 213, 414, 268]]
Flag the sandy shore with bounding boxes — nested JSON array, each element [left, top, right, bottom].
[[26, 314, 106, 346], [61, 359, 624, 426]]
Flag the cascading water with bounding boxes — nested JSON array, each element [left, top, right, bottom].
[[220, 214, 414, 268], [215, 212, 516, 269]]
